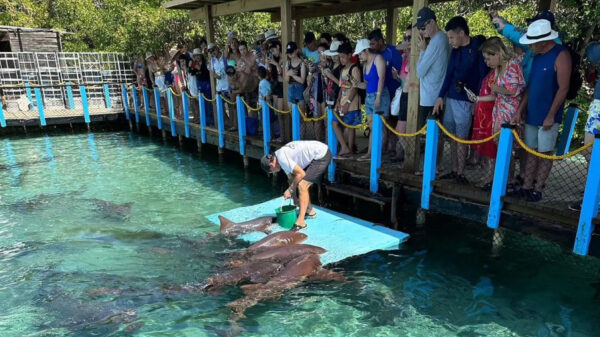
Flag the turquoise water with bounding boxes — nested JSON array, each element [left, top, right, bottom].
[[1, 132, 599, 336]]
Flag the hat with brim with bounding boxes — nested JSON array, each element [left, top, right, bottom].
[[192, 48, 202, 55], [264, 29, 278, 41], [519, 19, 558, 45], [145, 52, 153, 60], [168, 48, 178, 58], [323, 40, 342, 56], [207, 43, 216, 51], [353, 39, 370, 56]]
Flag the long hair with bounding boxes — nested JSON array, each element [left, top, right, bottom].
[[480, 37, 513, 64]]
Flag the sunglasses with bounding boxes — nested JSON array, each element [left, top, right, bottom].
[[403, 35, 412, 41]]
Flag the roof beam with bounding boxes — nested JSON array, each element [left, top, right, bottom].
[[187, 0, 319, 19]]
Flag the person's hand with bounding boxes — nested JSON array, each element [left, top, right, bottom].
[[433, 97, 444, 115], [511, 112, 521, 125], [391, 67, 399, 79], [542, 115, 554, 130], [374, 96, 381, 110], [283, 189, 292, 199], [341, 102, 349, 114], [490, 83, 502, 93], [492, 17, 506, 31], [416, 33, 426, 51], [286, 69, 294, 77], [466, 90, 478, 103]]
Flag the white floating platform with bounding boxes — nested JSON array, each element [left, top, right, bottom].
[[206, 197, 409, 265]]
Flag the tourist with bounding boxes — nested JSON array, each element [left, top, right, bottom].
[[517, 19, 571, 202], [319, 32, 332, 46], [208, 44, 229, 127], [333, 42, 362, 158], [225, 63, 240, 130], [285, 41, 307, 115], [415, 7, 450, 125], [168, 47, 184, 118], [258, 66, 271, 103], [198, 37, 208, 55], [368, 28, 402, 110], [134, 56, 146, 88], [260, 140, 332, 230], [267, 40, 286, 141], [390, 24, 413, 162], [322, 40, 342, 110], [303, 32, 320, 65], [225, 35, 241, 64], [434, 16, 487, 185], [352, 39, 389, 162], [189, 49, 213, 122], [305, 42, 329, 140]]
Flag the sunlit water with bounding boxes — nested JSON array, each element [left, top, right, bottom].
[[1, 132, 599, 337]]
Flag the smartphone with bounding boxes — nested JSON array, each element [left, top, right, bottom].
[[464, 86, 476, 98]]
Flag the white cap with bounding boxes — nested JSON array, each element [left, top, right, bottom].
[[145, 52, 153, 60], [168, 48, 178, 58], [264, 29, 278, 41], [192, 48, 202, 55], [519, 19, 559, 45], [353, 39, 370, 56], [323, 40, 342, 56]]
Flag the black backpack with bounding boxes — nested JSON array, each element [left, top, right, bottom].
[[349, 63, 366, 104], [565, 42, 583, 100]]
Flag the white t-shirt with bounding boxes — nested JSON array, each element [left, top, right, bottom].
[[210, 55, 230, 92], [275, 141, 328, 174]]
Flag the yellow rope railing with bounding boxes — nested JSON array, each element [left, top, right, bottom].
[[331, 110, 368, 129], [266, 101, 291, 114], [241, 97, 262, 112], [512, 129, 592, 160], [201, 93, 216, 102], [298, 105, 327, 122], [169, 87, 182, 97], [381, 116, 428, 137], [436, 120, 500, 145], [184, 91, 197, 99], [219, 94, 236, 105]]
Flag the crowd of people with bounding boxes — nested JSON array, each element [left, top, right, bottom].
[[133, 7, 600, 206]]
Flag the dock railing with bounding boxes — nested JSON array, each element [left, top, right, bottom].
[[120, 84, 600, 257]]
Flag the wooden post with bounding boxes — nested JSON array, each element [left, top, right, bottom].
[[405, 0, 427, 172], [203, 5, 218, 128], [537, 0, 557, 11], [385, 8, 399, 45], [294, 18, 304, 48], [281, 0, 292, 140]]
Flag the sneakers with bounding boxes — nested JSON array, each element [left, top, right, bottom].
[[524, 190, 543, 202]]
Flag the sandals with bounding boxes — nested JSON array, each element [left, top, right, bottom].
[[291, 224, 307, 231], [357, 155, 370, 162], [305, 212, 317, 219]]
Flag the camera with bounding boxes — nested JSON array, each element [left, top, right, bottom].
[[455, 81, 466, 93]]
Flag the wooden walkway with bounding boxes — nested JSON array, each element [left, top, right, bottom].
[[2, 107, 122, 126]]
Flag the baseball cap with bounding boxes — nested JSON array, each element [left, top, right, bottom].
[[286, 41, 298, 54], [414, 7, 436, 29]]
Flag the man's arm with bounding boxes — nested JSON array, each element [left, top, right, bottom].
[[417, 34, 444, 78], [437, 51, 454, 99], [289, 165, 306, 191], [543, 49, 572, 129]]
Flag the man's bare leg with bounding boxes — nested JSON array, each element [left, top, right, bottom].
[[296, 180, 312, 228]]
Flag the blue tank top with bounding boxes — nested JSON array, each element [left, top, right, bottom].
[[364, 61, 379, 94], [526, 44, 566, 126]]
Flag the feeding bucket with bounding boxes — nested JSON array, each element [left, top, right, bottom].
[[275, 200, 297, 229]]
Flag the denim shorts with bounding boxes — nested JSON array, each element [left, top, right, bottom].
[[365, 89, 390, 116], [288, 83, 305, 103], [525, 123, 559, 153], [340, 110, 362, 126], [442, 98, 473, 139]]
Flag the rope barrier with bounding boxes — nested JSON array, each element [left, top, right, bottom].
[[184, 91, 198, 99], [169, 87, 182, 97], [298, 105, 327, 122], [331, 110, 368, 129], [512, 129, 592, 160], [381, 115, 428, 137], [241, 97, 262, 112], [436, 120, 500, 144], [201, 93, 216, 102], [266, 101, 291, 114], [219, 94, 236, 105]]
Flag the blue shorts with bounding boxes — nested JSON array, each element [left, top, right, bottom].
[[442, 98, 473, 139], [288, 83, 305, 103], [340, 110, 362, 126], [365, 89, 390, 116]]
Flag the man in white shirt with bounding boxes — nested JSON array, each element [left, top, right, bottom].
[[261, 141, 331, 230]]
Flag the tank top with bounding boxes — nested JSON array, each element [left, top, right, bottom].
[[526, 44, 566, 126], [340, 66, 359, 111], [364, 61, 379, 94], [287, 60, 303, 84]]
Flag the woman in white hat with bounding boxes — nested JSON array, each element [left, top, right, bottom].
[[351, 39, 389, 161]]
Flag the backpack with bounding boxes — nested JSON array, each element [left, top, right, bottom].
[[564, 42, 583, 100], [349, 63, 366, 104]]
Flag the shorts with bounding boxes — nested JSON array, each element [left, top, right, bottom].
[[273, 81, 284, 97], [155, 75, 167, 96], [339, 110, 362, 126], [398, 92, 408, 122], [164, 72, 174, 86], [525, 123, 559, 153], [585, 99, 600, 135], [288, 83, 305, 103], [187, 74, 198, 97], [419, 105, 434, 128], [304, 150, 332, 184], [365, 89, 391, 116], [442, 98, 473, 139]]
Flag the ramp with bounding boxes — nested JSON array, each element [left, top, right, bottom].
[[206, 197, 409, 265]]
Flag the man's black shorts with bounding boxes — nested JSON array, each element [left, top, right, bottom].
[[303, 150, 332, 184]]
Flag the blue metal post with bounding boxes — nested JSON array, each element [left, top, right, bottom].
[[153, 87, 162, 130], [261, 100, 271, 155], [80, 85, 91, 124], [103, 84, 112, 109], [65, 82, 75, 109], [573, 135, 600, 256], [182, 93, 190, 138], [292, 103, 301, 141], [131, 85, 140, 124], [487, 125, 515, 229], [167, 89, 176, 137], [421, 118, 440, 209], [34, 88, 46, 126], [369, 113, 383, 193], [327, 106, 337, 182], [556, 104, 580, 156], [216, 95, 225, 148], [25, 82, 34, 108], [121, 84, 130, 120], [0, 98, 6, 127], [236, 96, 247, 155], [199, 94, 207, 143], [142, 87, 151, 126]]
